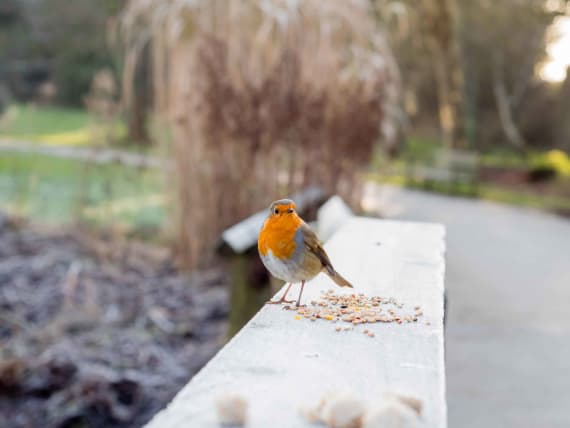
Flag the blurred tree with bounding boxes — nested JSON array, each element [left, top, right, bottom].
[[369, 1, 408, 155], [418, 0, 465, 148], [0, 0, 122, 106], [120, 42, 151, 145], [0, 0, 19, 111], [0, 0, 47, 103], [557, 67, 570, 150], [373, 0, 465, 148], [382, 0, 569, 151], [459, 0, 559, 151], [1, 0, 154, 146], [31, 0, 121, 106]]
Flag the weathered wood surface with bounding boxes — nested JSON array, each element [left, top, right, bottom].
[[146, 217, 447, 427]]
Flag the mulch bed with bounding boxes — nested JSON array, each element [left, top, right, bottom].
[[0, 214, 229, 428]]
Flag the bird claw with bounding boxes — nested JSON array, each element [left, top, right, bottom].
[[266, 299, 295, 305]]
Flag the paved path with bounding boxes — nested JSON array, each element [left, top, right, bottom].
[[0, 139, 162, 168], [363, 183, 570, 428]]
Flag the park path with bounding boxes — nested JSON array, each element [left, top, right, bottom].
[[363, 183, 570, 428], [0, 139, 162, 168]]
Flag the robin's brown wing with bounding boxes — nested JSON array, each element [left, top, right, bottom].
[[300, 222, 354, 288], [300, 223, 334, 273]]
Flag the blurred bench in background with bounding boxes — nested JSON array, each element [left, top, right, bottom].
[[406, 148, 480, 195], [146, 211, 447, 427]]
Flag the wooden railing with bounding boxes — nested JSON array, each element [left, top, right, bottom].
[[145, 215, 447, 427]]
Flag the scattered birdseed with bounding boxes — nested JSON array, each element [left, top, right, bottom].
[[286, 291, 425, 333]]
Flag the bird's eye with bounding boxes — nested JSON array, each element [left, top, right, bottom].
[[274, 208, 279, 214], [287, 208, 294, 213]]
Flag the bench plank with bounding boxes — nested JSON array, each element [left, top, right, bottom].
[[145, 217, 446, 427]]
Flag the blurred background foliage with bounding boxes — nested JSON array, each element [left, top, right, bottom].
[[0, 0, 121, 107], [2, 3, 570, 427], [1, 0, 570, 265]]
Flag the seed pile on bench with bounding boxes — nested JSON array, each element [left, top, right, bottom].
[[286, 290, 426, 336]]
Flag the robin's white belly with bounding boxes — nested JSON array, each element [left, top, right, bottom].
[[260, 250, 320, 283]]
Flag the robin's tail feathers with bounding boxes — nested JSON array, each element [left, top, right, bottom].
[[325, 268, 353, 288]]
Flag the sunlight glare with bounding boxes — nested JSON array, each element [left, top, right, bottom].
[[539, 16, 570, 82]]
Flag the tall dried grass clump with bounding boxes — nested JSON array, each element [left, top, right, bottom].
[[121, 0, 398, 268]]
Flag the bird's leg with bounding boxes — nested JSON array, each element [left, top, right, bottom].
[[266, 282, 295, 304], [295, 280, 306, 308]]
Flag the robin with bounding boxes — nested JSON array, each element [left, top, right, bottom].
[[258, 199, 353, 307]]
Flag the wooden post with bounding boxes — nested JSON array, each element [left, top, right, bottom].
[[227, 254, 271, 339], [146, 217, 447, 427]]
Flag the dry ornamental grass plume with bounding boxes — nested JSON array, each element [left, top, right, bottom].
[[120, 0, 399, 267]]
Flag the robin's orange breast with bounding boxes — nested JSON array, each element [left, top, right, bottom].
[[258, 214, 304, 260]]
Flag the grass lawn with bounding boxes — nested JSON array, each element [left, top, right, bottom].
[[0, 104, 90, 145], [0, 152, 166, 236], [480, 183, 570, 213], [373, 137, 570, 217], [0, 103, 126, 146], [401, 136, 532, 167], [0, 104, 163, 236], [372, 171, 570, 215]]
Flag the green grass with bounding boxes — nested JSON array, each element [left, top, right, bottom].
[[372, 136, 570, 215], [0, 152, 166, 235], [0, 104, 165, 235], [479, 149, 529, 168], [400, 135, 533, 168], [370, 171, 570, 215], [0, 103, 127, 146], [0, 104, 90, 145], [402, 137, 441, 160], [479, 183, 570, 213]]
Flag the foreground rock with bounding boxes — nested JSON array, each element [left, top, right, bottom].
[[0, 215, 229, 428]]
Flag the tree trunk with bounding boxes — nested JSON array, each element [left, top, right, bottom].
[[127, 44, 151, 145], [492, 51, 526, 150], [557, 67, 570, 151], [420, 0, 465, 148]]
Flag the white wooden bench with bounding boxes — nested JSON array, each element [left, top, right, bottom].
[[407, 148, 479, 195], [145, 216, 447, 427]]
